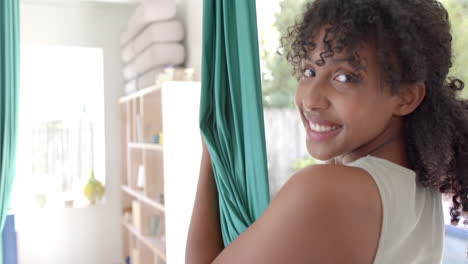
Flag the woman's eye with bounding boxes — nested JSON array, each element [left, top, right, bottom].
[[335, 73, 358, 83], [302, 68, 316, 78]]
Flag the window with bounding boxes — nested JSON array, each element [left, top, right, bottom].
[[11, 44, 106, 209], [257, 0, 312, 198]]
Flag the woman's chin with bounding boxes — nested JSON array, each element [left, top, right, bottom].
[[306, 150, 333, 162], [305, 142, 333, 161]]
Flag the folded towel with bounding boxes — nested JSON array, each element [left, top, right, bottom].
[[137, 67, 164, 90], [124, 79, 137, 95], [122, 43, 184, 81], [122, 20, 184, 63], [120, 0, 177, 47], [122, 44, 135, 65]]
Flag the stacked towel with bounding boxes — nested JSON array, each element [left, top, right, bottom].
[[120, 0, 177, 47], [122, 20, 184, 63], [122, 44, 185, 81], [120, 0, 185, 94]]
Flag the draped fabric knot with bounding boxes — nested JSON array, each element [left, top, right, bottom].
[[199, 0, 271, 246]]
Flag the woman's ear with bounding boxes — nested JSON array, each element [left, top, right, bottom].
[[393, 82, 426, 116]]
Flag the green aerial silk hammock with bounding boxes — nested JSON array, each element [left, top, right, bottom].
[[0, 0, 20, 262], [199, 0, 271, 246]]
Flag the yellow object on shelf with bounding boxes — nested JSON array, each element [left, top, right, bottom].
[[159, 132, 164, 145], [83, 170, 105, 204]]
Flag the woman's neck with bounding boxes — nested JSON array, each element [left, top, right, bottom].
[[335, 117, 410, 169]]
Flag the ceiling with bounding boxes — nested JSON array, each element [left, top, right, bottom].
[[22, 0, 140, 4]]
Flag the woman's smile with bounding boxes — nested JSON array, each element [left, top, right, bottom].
[[301, 111, 344, 142], [306, 121, 343, 141]]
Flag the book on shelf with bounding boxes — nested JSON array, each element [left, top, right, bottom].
[[136, 165, 145, 190], [131, 248, 140, 264], [132, 200, 142, 233], [135, 114, 143, 142]]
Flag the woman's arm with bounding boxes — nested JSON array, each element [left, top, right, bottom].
[[211, 164, 381, 263], [186, 139, 379, 263], [185, 136, 224, 264]]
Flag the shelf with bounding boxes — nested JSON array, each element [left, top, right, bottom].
[[119, 84, 161, 104], [128, 142, 163, 151], [122, 185, 165, 213], [120, 81, 202, 263], [122, 221, 167, 262]]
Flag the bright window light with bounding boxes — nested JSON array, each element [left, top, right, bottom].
[[11, 44, 106, 209]]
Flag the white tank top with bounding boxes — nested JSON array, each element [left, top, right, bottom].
[[346, 155, 445, 264]]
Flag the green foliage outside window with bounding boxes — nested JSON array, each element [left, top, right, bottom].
[[291, 155, 317, 171], [260, 0, 307, 108], [444, 0, 468, 99]]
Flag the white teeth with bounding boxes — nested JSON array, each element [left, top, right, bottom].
[[309, 121, 341, 132]]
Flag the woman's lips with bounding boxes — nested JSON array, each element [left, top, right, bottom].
[[302, 113, 343, 141], [301, 107, 341, 127], [300, 107, 343, 141], [306, 121, 343, 142]]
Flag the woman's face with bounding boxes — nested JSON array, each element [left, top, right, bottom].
[[295, 28, 402, 162]]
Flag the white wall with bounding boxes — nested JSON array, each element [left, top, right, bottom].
[[17, 2, 135, 264], [161, 82, 202, 264], [176, 0, 203, 81]]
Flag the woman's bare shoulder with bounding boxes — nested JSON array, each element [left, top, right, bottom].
[[291, 163, 381, 200], [293, 164, 382, 224], [282, 164, 382, 231], [212, 164, 382, 264]]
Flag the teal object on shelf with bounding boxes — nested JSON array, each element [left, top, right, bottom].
[[2, 214, 17, 264], [199, 0, 271, 246]]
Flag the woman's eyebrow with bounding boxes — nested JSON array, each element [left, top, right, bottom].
[[331, 57, 354, 64], [331, 57, 369, 73], [302, 56, 369, 73], [301, 59, 314, 65]]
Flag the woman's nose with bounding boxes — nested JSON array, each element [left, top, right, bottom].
[[301, 84, 330, 111]]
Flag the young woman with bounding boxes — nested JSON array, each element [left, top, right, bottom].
[[186, 0, 468, 263]]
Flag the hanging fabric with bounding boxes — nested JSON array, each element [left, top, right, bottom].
[[0, 0, 20, 262], [199, 0, 270, 246]]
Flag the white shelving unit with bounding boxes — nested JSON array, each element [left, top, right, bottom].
[[119, 81, 202, 264]]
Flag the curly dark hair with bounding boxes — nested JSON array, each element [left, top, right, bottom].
[[281, 0, 468, 227]]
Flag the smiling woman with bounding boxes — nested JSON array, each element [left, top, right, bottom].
[[187, 0, 468, 263], [295, 34, 425, 165], [284, 0, 468, 227]]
